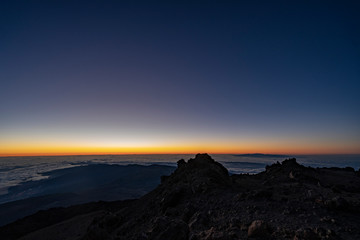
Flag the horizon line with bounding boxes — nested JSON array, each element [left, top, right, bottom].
[[1, 152, 360, 158]]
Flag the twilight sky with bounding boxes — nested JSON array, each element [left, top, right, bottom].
[[1, 1, 359, 156]]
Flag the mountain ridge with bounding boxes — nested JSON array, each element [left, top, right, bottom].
[[1, 154, 360, 239]]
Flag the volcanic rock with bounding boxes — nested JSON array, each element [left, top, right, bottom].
[[1, 154, 360, 240], [247, 220, 270, 238]]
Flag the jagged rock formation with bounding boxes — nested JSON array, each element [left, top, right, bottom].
[[1, 154, 360, 240]]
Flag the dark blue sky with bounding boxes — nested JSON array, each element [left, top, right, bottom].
[[1, 1, 359, 155]]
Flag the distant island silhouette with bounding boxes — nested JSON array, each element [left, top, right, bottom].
[[234, 153, 289, 158]]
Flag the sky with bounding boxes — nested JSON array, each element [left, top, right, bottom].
[[1, 1, 359, 156]]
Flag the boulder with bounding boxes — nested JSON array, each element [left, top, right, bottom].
[[247, 220, 270, 238]]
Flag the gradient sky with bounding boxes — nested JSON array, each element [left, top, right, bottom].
[[1, 1, 360, 156]]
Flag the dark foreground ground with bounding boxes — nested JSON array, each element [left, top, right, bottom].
[[1, 154, 360, 240], [0, 164, 175, 226]]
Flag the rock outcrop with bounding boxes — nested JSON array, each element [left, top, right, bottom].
[[1, 154, 360, 240]]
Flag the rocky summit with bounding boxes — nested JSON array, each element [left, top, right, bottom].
[[1, 154, 360, 240]]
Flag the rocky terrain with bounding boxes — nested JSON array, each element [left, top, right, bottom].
[[1, 154, 360, 239]]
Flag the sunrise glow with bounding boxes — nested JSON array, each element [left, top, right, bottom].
[[0, 1, 359, 157]]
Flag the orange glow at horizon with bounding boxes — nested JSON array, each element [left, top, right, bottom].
[[1, 141, 359, 157]]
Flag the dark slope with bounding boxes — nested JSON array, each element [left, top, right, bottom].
[[1, 154, 360, 240], [0, 164, 175, 226], [0, 200, 134, 240]]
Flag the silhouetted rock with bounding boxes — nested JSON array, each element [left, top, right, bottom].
[[324, 196, 349, 210], [247, 220, 270, 238], [148, 217, 189, 240], [1, 154, 360, 240], [294, 228, 319, 240]]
